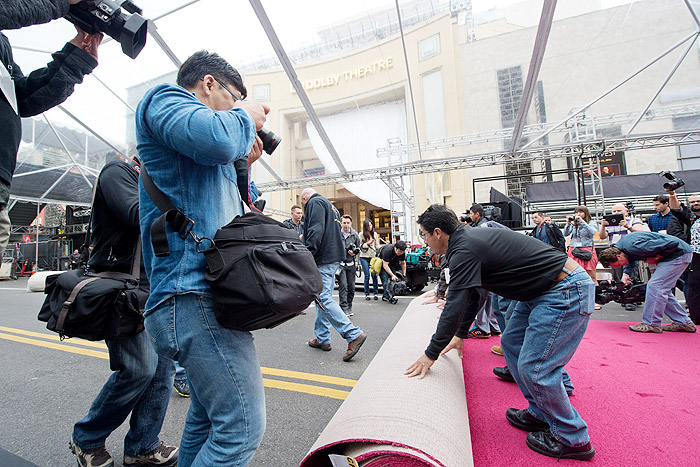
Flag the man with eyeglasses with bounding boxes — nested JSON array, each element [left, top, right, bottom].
[[136, 50, 269, 466], [406, 204, 596, 461]]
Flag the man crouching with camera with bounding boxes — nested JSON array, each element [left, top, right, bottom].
[[406, 204, 595, 461], [338, 215, 360, 316], [599, 231, 695, 334]]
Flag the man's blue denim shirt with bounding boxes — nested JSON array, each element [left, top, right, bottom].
[[135, 83, 256, 312]]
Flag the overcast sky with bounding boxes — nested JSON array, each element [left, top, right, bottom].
[[5, 0, 640, 144]]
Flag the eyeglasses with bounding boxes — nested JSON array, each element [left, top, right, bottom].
[[200, 76, 243, 101], [418, 230, 428, 241]]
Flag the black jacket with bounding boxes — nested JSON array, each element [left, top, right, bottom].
[[88, 160, 148, 286], [340, 228, 361, 266], [528, 222, 566, 252], [302, 193, 345, 266], [1, 1, 97, 201], [670, 205, 694, 244]]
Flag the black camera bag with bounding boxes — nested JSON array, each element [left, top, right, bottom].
[[38, 269, 144, 341], [571, 247, 593, 261], [141, 164, 322, 331]]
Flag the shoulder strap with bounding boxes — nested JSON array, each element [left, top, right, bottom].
[[140, 164, 196, 257]]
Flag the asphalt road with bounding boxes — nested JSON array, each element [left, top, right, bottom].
[[0, 277, 666, 467], [0, 277, 412, 467]]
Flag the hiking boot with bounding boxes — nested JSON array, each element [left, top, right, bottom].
[[173, 378, 190, 398], [308, 338, 331, 351], [343, 333, 367, 362], [491, 345, 503, 356], [69, 439, 114, 467], [123, 442, 178, 466], [467, 328, 490, 339], [662, 322, 697, 333], [629, 323, 662, 333], [526, 431, 595, 460]]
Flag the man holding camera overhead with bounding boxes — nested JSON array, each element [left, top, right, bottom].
[[0, 0, 101, 259], [136, 50, 269, 466]]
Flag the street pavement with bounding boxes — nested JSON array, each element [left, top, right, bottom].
[[0, 277, 672, 466]]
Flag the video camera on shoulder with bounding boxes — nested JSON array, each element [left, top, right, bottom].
[[66, 0, 148, 59], [659, 170, 685, 191]]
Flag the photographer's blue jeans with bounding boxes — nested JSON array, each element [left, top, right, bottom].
[[72, 330, 175, 457], [500, 267, 594, 447], [380, 269, 392, 300], [314, 263, 363, 345], [359, 257, 378, 296], [145, 294, 266, 467], [643, 252, 693, 326]]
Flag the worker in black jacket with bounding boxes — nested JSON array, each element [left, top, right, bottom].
[[0, 0, 101, 259], [301, 187, 367, 362]]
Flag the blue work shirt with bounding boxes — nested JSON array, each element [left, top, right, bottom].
[[615, 231, 692, 275], [135, 83, 256, 311]]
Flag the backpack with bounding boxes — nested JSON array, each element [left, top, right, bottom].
[[141, 165, 323, 331]]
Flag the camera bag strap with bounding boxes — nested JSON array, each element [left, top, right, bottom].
[[140, 164, 199, 257]]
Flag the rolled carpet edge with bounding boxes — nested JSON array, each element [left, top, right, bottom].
[[300, 293, 473, 467]]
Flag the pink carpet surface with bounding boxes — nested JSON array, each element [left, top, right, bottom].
[[462, 320, 700, 466]]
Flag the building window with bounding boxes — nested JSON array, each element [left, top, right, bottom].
[[418, 34, 440, 62], [253, 84, 270, 102], [422, 70, 446, 140]]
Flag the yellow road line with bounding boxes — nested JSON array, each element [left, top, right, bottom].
[[0, 332, 109, 359], [0, 325, 107, 349], [262, 378, 349, 400], [0, 327, 355, 399]]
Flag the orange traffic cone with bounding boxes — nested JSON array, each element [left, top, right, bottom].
[[31, 263, 36, 276]]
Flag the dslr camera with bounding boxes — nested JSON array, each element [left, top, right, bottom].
[[595, 280, 646, 305], [66, 0, 148, 59], [348, 244, 361, 256], [660, 170, 685, 191]]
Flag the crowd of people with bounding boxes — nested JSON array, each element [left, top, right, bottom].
[[2, 3, 698, 466]]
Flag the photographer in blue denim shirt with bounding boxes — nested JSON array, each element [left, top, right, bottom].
[[136, 50, 269, 467]]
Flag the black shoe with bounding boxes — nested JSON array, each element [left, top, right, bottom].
[[506, 408, 549, 432], [493, 366, 515, 382], [526, 431, 595, 460], [365, 296, 371, 301], [373, 295, 379, 300], [390, 297, 398, 304]]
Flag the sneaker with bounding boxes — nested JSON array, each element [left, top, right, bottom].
[[69, 439, 114, 467], [308, 338, 332, 351], [491, 345, 503, 356], [662, 322, 697, 333], [490, 328, 502, 336], [343, 332, 367, 362], [365, 296, 371, 301], [382, 297, 391, 303], [467, 328, 490, 339], [345, 310, 354, 317], [173, 379, 190, 398], [373, 295, 379, 300], [389, 297, 398, 305], [629, 323, 662, 333], [123, 442, 178, 466]]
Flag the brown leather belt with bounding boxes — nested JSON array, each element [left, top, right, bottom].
[[552, 258, 581, 287]]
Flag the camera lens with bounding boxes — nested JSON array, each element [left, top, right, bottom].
[[258, 128, 281, 155]]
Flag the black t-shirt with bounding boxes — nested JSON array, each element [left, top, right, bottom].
[[423, 225, 568, 360], [446, 224, 566, 301], [380, 244, 406, 270]]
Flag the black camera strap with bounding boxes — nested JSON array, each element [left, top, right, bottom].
[[140, 164, 200, 258]]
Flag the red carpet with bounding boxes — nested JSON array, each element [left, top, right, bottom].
[[462, 320, 700, 466]]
